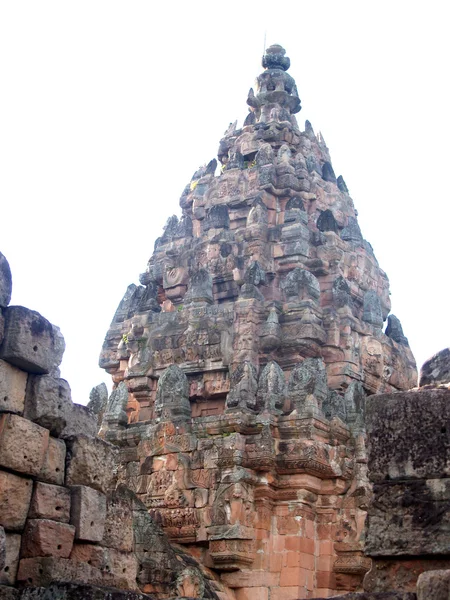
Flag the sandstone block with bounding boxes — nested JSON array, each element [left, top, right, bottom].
[[417, 569, 450, 600], [70, 486, 106, 542], [0, 533, 20, 585], [24, 375, 72, 436], [29, 482, 71, 523], [17, 556, 101, 588], [366, 479, 450, 557], [0, 471, 33, 530], [366, 389, 450, 482], [102, 487, 134, 552], [0, 360, 27, 415], [0, 254, 12, 309], [65, 435, 118, 493], [21, 519, 75, 559], [19, 582, 153, 599], [0, 306, 65, 374], [0, 585, 19, 599], [420, 348, 450, 386], [315, 595, 416, 599], [363, 557, 450, 594], [69, 543, 105, 568], [0, 527, 4, 571], [39, 436, 66, 485], [60, 403, 97, 440], [0, 413, 49, 477]]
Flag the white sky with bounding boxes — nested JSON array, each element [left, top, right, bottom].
[[1, 1, 449, 405]]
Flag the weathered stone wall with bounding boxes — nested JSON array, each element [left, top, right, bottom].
[[0, 251, 232, 600]]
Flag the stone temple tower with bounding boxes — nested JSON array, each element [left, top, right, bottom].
[[99, 45, 417, 598]]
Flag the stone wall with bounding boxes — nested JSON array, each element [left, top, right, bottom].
[[0, 251, 232, 600]]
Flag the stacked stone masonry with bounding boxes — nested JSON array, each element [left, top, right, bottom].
[[0, 251, 232, 600], [97, 45, 422, 600]]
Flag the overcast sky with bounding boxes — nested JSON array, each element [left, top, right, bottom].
[[1, 1, 448, 404]]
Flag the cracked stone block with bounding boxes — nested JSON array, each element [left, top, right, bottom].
[[24, 375, 72, 436], [65, 435, 118, 493], [0, 306, 65, 374], [0, 533, 21, 585]]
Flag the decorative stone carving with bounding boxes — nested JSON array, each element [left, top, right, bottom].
[[184, 269, 213, 304], [155, 365, 190, 421], [225, 362, 259, 413], [288, 358, 328, 415], [386, 314, 409, 346], [257, 360, 285, 413], [282, 268, 320, 302], [363, 290, 384, 328]]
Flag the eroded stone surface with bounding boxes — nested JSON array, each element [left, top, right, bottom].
[[0, 306, 64, 374], [419, 348, 450, 387]]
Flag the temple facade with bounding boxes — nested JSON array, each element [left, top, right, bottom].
[[99, 44, 417, 599]]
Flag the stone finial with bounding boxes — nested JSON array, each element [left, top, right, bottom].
[[87, 382, 109, 427], [282, 268, 320, 302], [260, 307, 282, 351], [385, 314, 409, 346], [322, 390, 347, 422], [317, 209, 339, 233], [419, 348, 450, 387], [262, 44, 290, 71], [101, 381, 129, 428], [155, 365, 190, 421]]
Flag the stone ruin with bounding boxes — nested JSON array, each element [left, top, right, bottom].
[[1, 44, 449, 600]]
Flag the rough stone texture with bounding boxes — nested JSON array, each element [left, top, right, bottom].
[[70, 486, 106, 543], [316, 595, 416, 600], [0, 533, 21, 585], [365, 479, 450, 556], [363, 558, 450, 595], [28, 482, 71, 523], [0, 360, 27, 415], [0, 528, 4, 571], [0, 253, 12, 309], [20, 519, 75, 559], [39, 437, 66, 485], [364, 386, 450, 594], [19, 582, 155, 599], [0, 414, 49, 477], [366, 389, 450, 482], [416, 569, 450, 600], [0, 471, 33, 531], [0, 585, 19, 599], [60, 404, 98, 440], [65, 436, 118, 493], [87, 383, 109, 427], [0, 306, 65, 374], [419, 348, 450, 386]]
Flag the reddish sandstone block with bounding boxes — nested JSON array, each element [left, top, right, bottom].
[[0, 533, 21, 585], [39, 436, 66, 485], [0, 471, 33, 530], [65, 435, 118, 493], [70, 543, 105, 568], [0, 414, 49, 477], [0, 360, 27, 415], [417, 569, 450, 600], [28, 482, 71, 523], [21, 519, 75, 558], [280, 566, 307, 587], [270, 587, 307, 600], [70, 485, 106, 542], [236, 587, 269, 600]]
